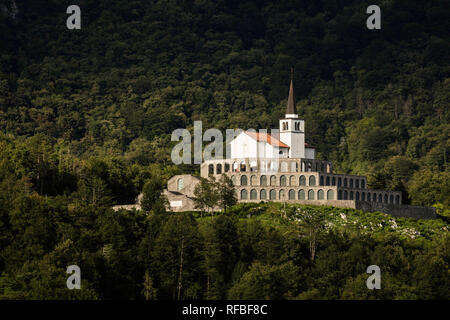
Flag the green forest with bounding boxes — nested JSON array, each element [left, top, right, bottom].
[[0, 0, 449, 299]]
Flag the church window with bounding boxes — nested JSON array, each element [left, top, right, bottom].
[[280, 175, 286, 186], [177, 178, 184, 191], [378, 194, 382, 202], [260, 175, 267, 186], [289, 189, 295, 200], [208, 164, 214, 175], [309, 176, 316, 186], [299, 175, 306, 186], [231, 176, 236, 185], [327, 190, 334, 200], [241, 189, 248, 200], [260, 189, 267, 200], [240, 175, 248, 186], [250, 189, 257, 200], [270, 175, 276, 186], [240, 162, 246, 172], [250, 175, 257, 186], [355, 179, 359, 188], [216, 164, 222, 174], [361, 180, 365, 188], [308, 189, 315, 200], [299, 189, 305, 200], [224, 163, 230, 172], [269, 189, 276, 200], [279, 190, 285, 200], [318, 189, 324, 200], [384, 194, 388, 203]]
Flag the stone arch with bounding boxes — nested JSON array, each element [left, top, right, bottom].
[[250, 189, 257, 200], [250, 175, 257, 186], [270, 175, 276, 186], [260, 175, 267, 186], [309, 175, 316, 186], [327, 189, 334, 200], [308, 189, 315, 200], [299, 175, 306, 186], [269, 189, 276, 200], [289, 175, 296, 186], [280, 175, 287, 186], [288, 189, 295, 200], [298, 189, 305, 200], [240, 175, 248, 186], [240, 189, 248, 200], [279, 189, 285, 200], [318, 189, 324, 200], [260, 189, 267, 200]]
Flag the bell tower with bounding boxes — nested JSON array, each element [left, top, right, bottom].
[[279, 69, 305, 158]]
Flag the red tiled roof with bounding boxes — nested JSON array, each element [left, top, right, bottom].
[[245, 131, 290, 148]]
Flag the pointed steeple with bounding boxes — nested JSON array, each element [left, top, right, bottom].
[[286, 68, 296, 115]]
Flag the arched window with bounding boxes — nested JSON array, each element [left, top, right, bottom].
[[177, 178, 184, 191], [299, 175, 306, 186], [308, 189, 315, 200], [260, 189, 267, 200], [367, 192, 371, 201], [260, 175, 267, 186], [389, 194, 394, 204], [361, 180, 365, 189], [270, 175, 276, 186], [279, 190, 285, 200], [280, 175, 287, 186], [231, 176, 236, 185], [350, 191, 354, 200], [240, 189, 248, 200], [224, 163, 230, 172], [216, 164, 222, 174], [395, 195, 400, 204], [240, 175, 248, 186], [338, 190, 342, 200], [269, 189, 276, 200], [338, 178, 342, 187], [327, 189, 334, 200], [320, 176, 324, 186], [356, 191, 360, 201], [344, 178, 348, 187], [344, 190, 348, 200], [384, 194, 388, 203], [240, 162, 246, 172], [250, 175, 257, 186], [289, 175, 296, 186], [349, 179, 354, 188], [309, 175, 316, 186], [298, 189, 305, 200], [289, 189, 295, 200], [378, 194, 382, 202], [361, 192, 365, 201], [355, 179, 359, 188], [208, 164, 214, 175], [326, 176, 330, 186], [318, 189, 324, 200], [332, 177, 336, 186], [250, 189, 257, 200]]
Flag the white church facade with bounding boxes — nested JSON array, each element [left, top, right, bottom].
[[160, 77, 436, 219]]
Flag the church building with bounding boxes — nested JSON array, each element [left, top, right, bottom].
[[161, 76, 436, 219]]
